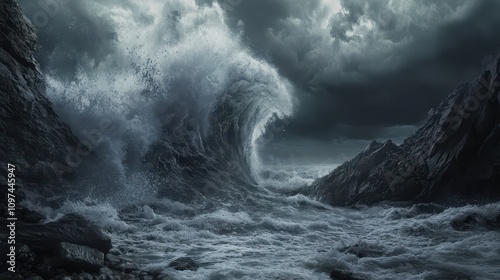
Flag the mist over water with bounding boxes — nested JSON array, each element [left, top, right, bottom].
[[19, 1, 500, 279]]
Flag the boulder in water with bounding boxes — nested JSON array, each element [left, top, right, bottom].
[[168, 257, 199, 271], [56, 242, 104, 271], [17, 214, 112, 255], [450, 212, 500, 231]]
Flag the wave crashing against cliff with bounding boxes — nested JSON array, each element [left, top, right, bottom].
[[42, 1, 294, 205]]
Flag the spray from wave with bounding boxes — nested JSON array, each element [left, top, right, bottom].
[[42, 1, 294, 206]]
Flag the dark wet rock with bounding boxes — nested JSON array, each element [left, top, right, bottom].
[[309, 53, 500, 206], [13, 250, 147, 280], [17, 216, 112, 255], [18, 208, 45, 224], [72, 272, 93, 280], [16, 244, 33, 263], [0, 0, 78, 199], [104, 253, 121, 267], [57, 242, 104, 272], [154, 273, 176, 280], [0, 272, 23, 280], [330, 268, 364, 280], [27, 255, 68, 280], [168, 257, 199, 271], [55, 213, 96, 228], [451, 214, 483, 230], [409, 203, 447, 215], [112, 261, 140, 273], [450, 212, 500, 231], [35, 264, 57, 278], [339, 241, 385, 258], [99, 266, 113, 276], [388, 203, 448, 220]]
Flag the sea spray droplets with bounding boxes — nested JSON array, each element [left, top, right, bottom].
[[44, 0, 294, 201]]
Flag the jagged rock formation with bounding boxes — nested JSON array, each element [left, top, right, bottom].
[[57, 242, 105, 272], [168, 257, 200, 271], [309, 54, 500, 206], [0, 2, 123, 278], [17, 214, 112, 255], [0, 0, 77, 193], [0, 3, 167, 279]]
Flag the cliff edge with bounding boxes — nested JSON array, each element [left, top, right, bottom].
[[0, 0, 77, 193], [309, 54, 500, 206]]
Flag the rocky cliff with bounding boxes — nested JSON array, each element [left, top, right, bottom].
[[309, 54, 500, 206], [0, 4, 142, 279], [0, 0, 77, 195]]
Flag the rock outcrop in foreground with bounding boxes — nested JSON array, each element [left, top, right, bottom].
[[309, 54, 500, 206], [0, 2, 141, 279]]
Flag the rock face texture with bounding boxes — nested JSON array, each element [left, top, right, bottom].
[[0, 2, 117, 277], [0, 0, 77, 194], [309, 54, 500, 206], [57, 242, 105, 271], [17, 214, 113, 255], [168, 257, 200, 271]]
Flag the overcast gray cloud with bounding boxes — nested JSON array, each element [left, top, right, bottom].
[[221, 0, 500, 139], [17, 0, 500, 141]]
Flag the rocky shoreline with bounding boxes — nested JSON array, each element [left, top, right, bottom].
[[0, 210, 185, 280], [0, 1, 167, 278], [1, 205, 208, 279], [308, 53, 500, 206]]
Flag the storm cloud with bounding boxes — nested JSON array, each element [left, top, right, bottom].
[[222, 0, 500, 139], [17, 0, 500, 141], [17, 0, 155, 79]]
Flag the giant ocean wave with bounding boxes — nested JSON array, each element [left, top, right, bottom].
[[43, 1, 294, 205]]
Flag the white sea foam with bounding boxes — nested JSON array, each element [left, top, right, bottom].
[[23, 164, 500, 279]]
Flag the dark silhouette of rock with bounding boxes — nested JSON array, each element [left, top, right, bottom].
[[0, 1, 83, 275], [17, 214, 112, 255], [168, 257, 199, 271], [450, 211, 500, 231], [309, 54, 500, 206], [56, 242, 104, 272], [18, 207, 45, 224], [0, 272, 23, 280], [339, 241, 385, 258]]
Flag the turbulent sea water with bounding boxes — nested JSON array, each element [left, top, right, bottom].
[[19, 1, 500, 279], [23, 165, 500, 280]]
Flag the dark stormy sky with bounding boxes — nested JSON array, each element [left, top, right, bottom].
[[18, 0, 500, 155]]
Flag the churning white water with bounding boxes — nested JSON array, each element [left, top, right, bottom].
[[24, 165, 500, 280]]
